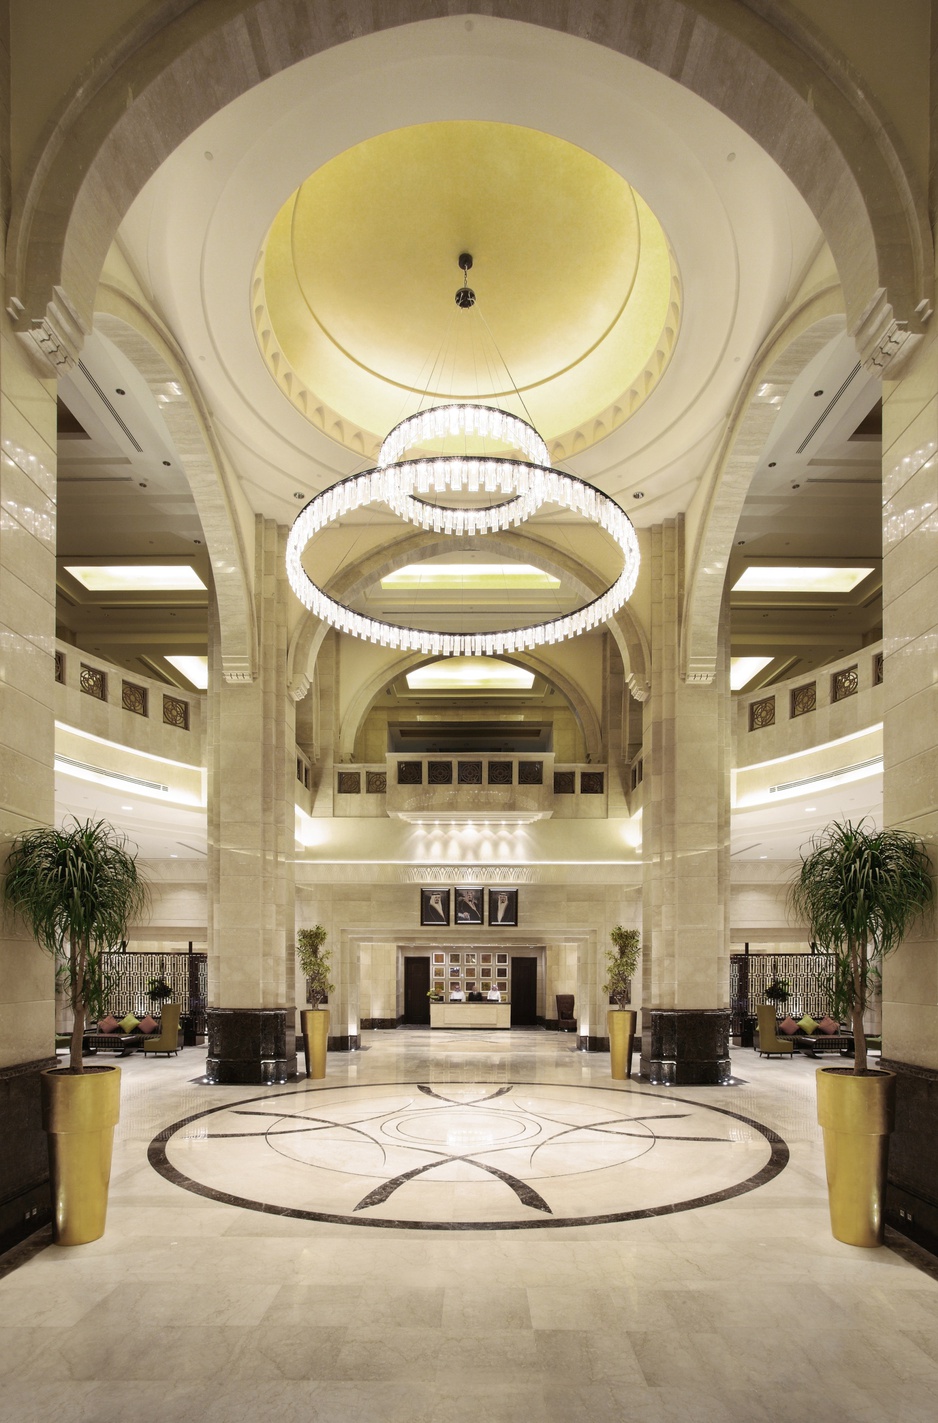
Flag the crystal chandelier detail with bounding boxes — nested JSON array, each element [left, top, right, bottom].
[[286, 257, 640, 655]]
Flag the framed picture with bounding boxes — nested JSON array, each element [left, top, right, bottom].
[[496, 952, 508, 964], [489, 889, 518, 926], [450, 965, 461, 977], [433, 966, 444, 980], [481, 953, 492, 965], [454, 886, 484, 924], [465, 952, 476, 964], [450, 952, 461, 963], [433, 952, 445, 964], [420, 888, 450, 926]]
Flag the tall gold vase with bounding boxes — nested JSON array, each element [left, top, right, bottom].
[[608, 1009, 637, 1080], [816, 1068, 895, 1247], [41, 1066, 121, 1246], [301, 1008, 330, 1079]]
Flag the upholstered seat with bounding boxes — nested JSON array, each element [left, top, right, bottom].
[[756, 1004, 794, 1058], [556, 995, 577, 1031], [142, 1003, 181, 1056]]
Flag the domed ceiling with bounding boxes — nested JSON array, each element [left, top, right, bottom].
[[254, 122, 679, 461]]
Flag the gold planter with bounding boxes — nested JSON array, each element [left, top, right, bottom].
[[608, 1009, 637, 1081], [41, 1066, 121, 1246], [301, 1007, 330, 1079], [816, 1068, 896, 1247]]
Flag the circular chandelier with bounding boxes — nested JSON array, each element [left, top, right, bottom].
[[286, 258, 640, 656]]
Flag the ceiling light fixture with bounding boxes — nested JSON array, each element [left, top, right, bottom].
[[286, 255, 640, 656]]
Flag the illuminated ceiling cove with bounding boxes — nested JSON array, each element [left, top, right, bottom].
[[255, 122, 679, 459]]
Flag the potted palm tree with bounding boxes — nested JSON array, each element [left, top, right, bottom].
[[789, 819, 932, 1246], [604, 926, 641, 1080], [3, 817, 148, 1244], [296, 925, 334, 1078]]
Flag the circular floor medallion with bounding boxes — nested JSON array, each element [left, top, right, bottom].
[[149, 1080, 788, 1231]]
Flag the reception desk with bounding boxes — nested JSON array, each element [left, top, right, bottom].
[[430, 1001, 511, 1029]]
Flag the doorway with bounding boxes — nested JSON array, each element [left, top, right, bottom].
[[510, 957, 538, 1026], [403, 956, 431, 1024]]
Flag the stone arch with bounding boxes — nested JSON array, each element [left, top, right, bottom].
[[285, 524, 650, 706], [336, 649, 604, 765], [681, 287, 846, 683], [94, 287, 258, 682], [7, 1, 930, 374]]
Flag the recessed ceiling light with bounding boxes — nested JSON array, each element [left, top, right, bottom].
[[732, 566, 874, 594], [632, 491, 644, 500], [166, 655, 208, 690], [730, 656, 773, 690], [121, 805, 133, 811], [805, 806, 817, 812], [294, 492, 306, 500], [405, 658, 536, 691], [65, 565, 207, 592], [382, 563, 559, 591]]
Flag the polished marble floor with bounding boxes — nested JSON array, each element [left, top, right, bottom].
[[2, 1029, 937, 1422]]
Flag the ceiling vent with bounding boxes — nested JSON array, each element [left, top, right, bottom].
[[77, 359, 144, 452]]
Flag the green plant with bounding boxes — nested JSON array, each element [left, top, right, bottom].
[[604, 925, 641, 1008], [789, 819, 933, 1073], [146, 975, 173, 1002], [3, 818, 149, 1074], [296, 925, 334, 1008], [764, 978, 790, 1004]]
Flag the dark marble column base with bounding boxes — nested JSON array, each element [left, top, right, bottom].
[[205, 1009, 296, 1084], [641, 1008, 731, 1085], [327, 1034, 360, 1051], [0, 1057, 57, 1256], [577, 1035, 611, 1052], [882, 1057, 938, 1257]]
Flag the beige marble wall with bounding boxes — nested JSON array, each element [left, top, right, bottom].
[[0, 301, 57, 1068], [54, 641, 204, 762], [206, 522, 295, 1017], [642, 518, 731, 1011], [881, 334, 938, 1070]]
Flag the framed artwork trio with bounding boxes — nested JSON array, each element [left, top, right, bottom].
[[419, 886, 519, 927]]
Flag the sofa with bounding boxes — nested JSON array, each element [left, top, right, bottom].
[[755, 1007, 856, 1058], [58, 1009, 178, 1057]]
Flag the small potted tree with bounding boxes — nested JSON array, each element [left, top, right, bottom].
[[3, 817, 148, 1244], [790, 819, 932, 1246], [296, 925, 334, 1078], [604, 926, 641, 1080]]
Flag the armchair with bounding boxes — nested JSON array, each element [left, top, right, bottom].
[[142, 1002, 181, 1057]]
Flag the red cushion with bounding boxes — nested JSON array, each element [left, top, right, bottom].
[[138, 1014, 159, 1034], [98, 1015, 120, 1034], [817, 1016, 840, 1035], [778, 1016, 799, 1035]]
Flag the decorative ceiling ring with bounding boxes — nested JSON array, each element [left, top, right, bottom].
[[286, 457, 639, 657], [378, 403, 550, 468]]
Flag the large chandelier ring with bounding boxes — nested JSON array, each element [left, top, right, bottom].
[[286, 458, 640, 657]]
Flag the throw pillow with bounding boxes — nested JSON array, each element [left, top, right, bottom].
[[138, 1014, 159, 1035], [778, 1016, 799, 1035], [118, 1012, 140, 1033], [798, 1014, 820, 1035], [98, 1014, 120, 1034], [817, 1016, 840, 1035]]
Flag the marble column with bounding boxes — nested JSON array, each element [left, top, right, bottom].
[[640, 518, 732, 1084], [0, 288, 59, 1242], [881, 331, 938, 1254], [206, 518, 297, 1083]]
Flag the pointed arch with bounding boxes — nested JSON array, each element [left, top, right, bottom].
[[7, 1, 930, 376]]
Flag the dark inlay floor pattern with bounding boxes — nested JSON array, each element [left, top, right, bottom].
[[149, 1080, 788, 1230]]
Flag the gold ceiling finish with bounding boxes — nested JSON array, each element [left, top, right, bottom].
[[254, 122, 680, 459]]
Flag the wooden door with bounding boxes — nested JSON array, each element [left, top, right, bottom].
[[403, 956, 431, 1024], [510, 957, 538, 1026]]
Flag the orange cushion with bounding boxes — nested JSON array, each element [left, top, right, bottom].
[[138, 1014, 159, 1034], [817, 1016, 840, 1035], [778, 1016, 799, 1035], [98, 1015, 120, 1034]]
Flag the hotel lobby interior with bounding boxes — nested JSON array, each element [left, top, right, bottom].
[[1, 2, 938, 1419]]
